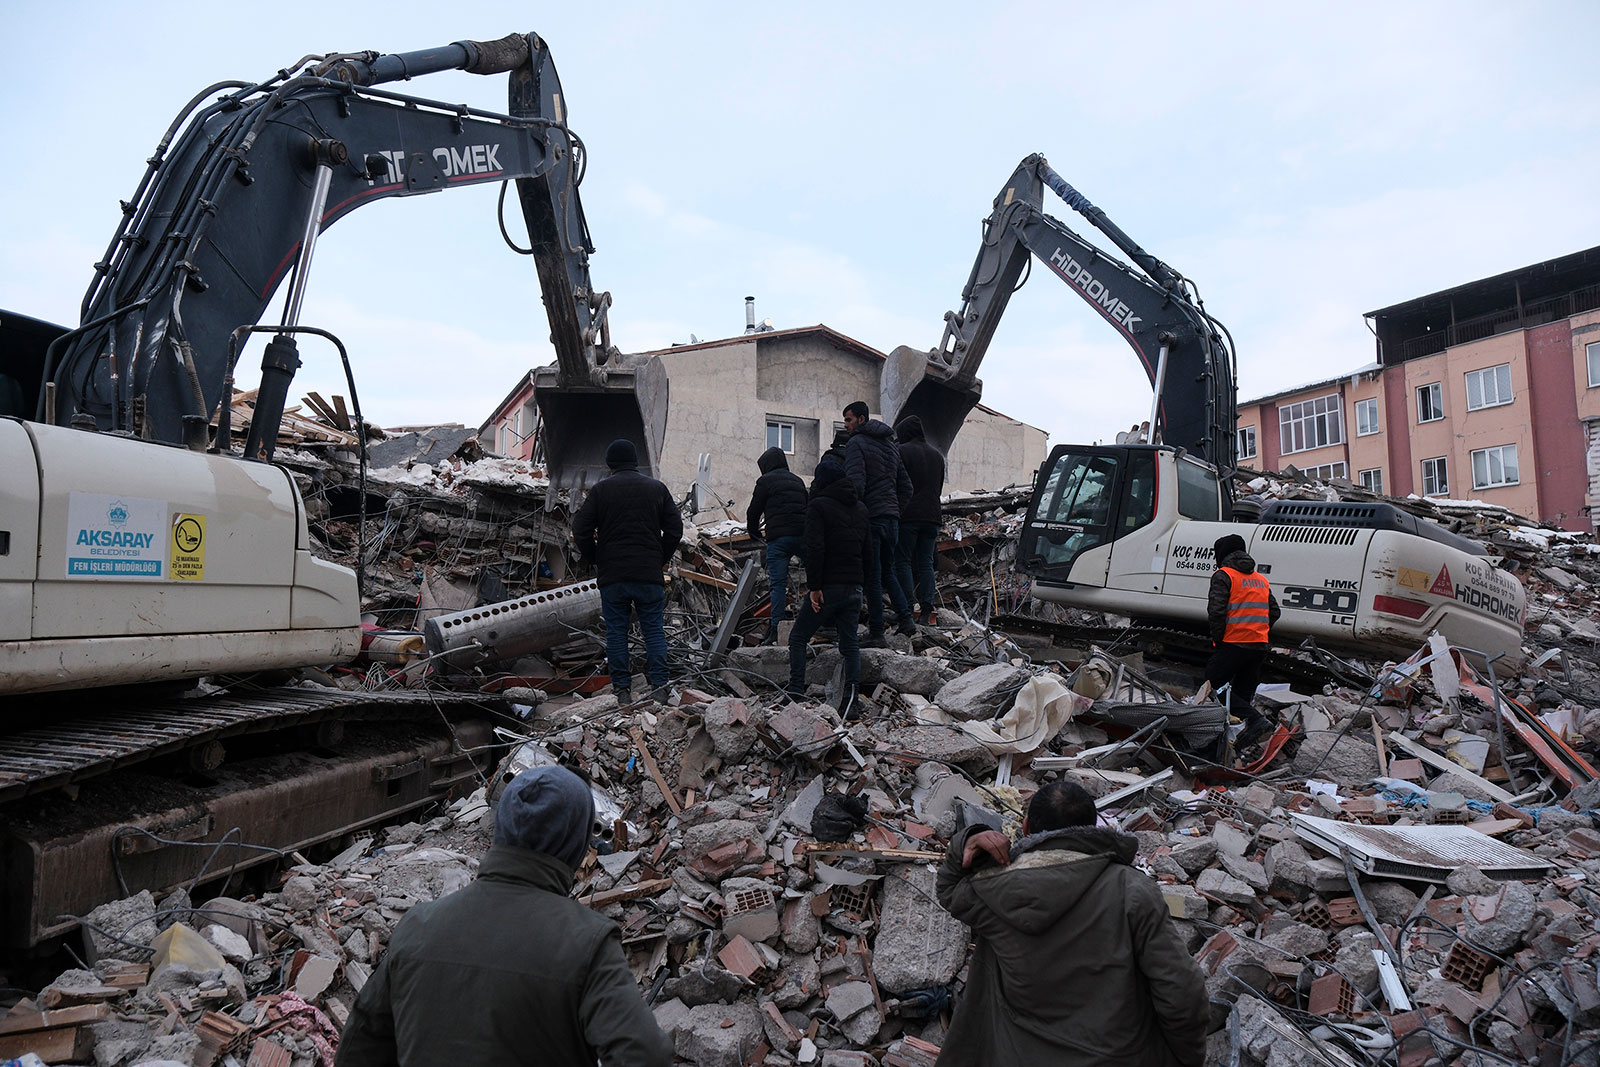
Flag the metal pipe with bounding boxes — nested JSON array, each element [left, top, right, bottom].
[[1146, 342, 1169, 444]]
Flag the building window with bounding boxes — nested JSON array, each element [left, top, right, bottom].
[[766, 420, 794, 454], [1355, 397, 1380, 436], [1359, 468, 1383, 494], [1298, 461, 1348, 481], [1278, 393, 1344, 454], [1237, 426, 1257, 460], [1421, 456, 1448, 497], [1416, 382, 1444, 423], [1471, 444, 1519, 489], [1587, 341, 1600, 388], [1465, 364, 1513, 411]]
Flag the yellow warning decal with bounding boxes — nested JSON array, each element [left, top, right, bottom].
[[170, 513, 206, 581], [1395, 566, 1433, 593]]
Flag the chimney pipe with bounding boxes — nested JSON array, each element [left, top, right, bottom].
[[744, 296, 756, 335]]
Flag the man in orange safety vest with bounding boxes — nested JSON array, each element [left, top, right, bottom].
[[1206, 533, 1281, 752]]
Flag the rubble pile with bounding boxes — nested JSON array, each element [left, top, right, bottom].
[[11, 603, 1600, 1066]]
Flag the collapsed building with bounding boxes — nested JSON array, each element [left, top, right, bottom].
[[4, 421, 1600, 1067]]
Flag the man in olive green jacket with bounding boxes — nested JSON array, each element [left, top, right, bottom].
[[935, 781, 1209, 1066], [335, 766, 672, 1067]]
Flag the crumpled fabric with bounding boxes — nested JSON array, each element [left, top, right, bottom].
[[956, 675, 1090, 755], [268, 990, 341, 1066]]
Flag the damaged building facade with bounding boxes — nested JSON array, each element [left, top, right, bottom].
[[1237, 244, 1600, 532], [481, 324, 1049, 506]]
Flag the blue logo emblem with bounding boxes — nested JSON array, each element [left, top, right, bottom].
[[108, 502, 129, 526]]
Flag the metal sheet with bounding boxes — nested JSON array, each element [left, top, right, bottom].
[[1290, 813, 1555, 884]]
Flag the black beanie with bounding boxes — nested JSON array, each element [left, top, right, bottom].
[[1214, 533, 1247, 560], [814, 457, 846, 488], [494, 765, 595, 871], [605, 439, 638, 469]]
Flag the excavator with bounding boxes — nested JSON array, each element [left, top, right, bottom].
[[886, 155, 1526, 663], [0, 32, 667, 954], [1, 32, 665, 697]]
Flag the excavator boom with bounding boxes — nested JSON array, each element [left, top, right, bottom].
[[36, 33, 664, 485]]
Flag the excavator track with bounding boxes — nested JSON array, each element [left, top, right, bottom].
[[0, 687, 513, 952], [0, 688, 505, 804], [991, 613, 1368, 690]]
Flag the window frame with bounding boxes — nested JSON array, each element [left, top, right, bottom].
[[1299, 461, 1348, 481], [1420, 456, 1448, 497], [1354, 397, 1381, 437], [766, 420, 795, 454], [1470, 444, 1520, 490], [1358, 467, 1383, 494], [1277, 393, 1345, 455], [1416, 382, 1444, 423], [1236, 425, 1257, 460], [1464, 364, 1514, 411], [1587, 341, 1600, 389]]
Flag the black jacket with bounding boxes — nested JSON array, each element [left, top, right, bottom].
[[572, 467, 683, 586], [804, 477, 870, 588], [843, 419, 913, 520], [894, 417, 946, 525], [936, 824, 1208, 1067], [1207, 549, 1282, 644], [746, 447, 808, 540], [336, 846, 672, 1067]]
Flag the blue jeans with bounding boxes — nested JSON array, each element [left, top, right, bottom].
[[788, 585, 862, 690], [599, 581, 669, 691], [765, 535, 805, 630], [894, 520, 939, 612], [863, 516, 912, 632]]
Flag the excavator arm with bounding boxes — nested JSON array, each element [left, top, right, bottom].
[[40, 33, 663, 486], [882, 154, 1236, 475]]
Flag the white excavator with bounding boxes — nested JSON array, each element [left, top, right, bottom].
[[1, 33, 666, 697], [884, 155, 1525, 664]]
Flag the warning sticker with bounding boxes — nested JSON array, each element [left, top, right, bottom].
[[170, 513, 206, 581], [66, 492, 166, 578], [1428, 564, 1454, 597], [1395, 566, 1434, 593]]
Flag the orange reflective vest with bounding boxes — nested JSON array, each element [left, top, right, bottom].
[[1221, 566, 1271, 643]]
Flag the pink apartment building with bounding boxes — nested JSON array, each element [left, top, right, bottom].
[[1238, 246, 1600, 532]]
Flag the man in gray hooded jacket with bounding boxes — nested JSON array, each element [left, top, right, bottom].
[[935, 780, 1208, 1066], [337, 766, 672, 1067]]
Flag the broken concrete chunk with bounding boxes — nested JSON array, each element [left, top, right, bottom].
[[84, 890, 159, 963], [1217, 851, 1268, 891], [202, 923, 253, 964], [1289, 731, 1381, 786], [825, 980, 876, 1022], [668, 1001, 764, 1067], [931, 663, 1030, 721], [279, 875, 320, 913], [704, 697, 765, 761], [1196, 868, 1258, 909], [872, 865, 970, 994], [1360, 880, 1420, 926], [1460, 880, 1537, 954]]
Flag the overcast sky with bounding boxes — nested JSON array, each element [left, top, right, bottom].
[[5, 2, 1598, 451]]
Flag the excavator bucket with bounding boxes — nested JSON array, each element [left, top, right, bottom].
[[533, 353, 669, 492], [880, 344, 983, 457]]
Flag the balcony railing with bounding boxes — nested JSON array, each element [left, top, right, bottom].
[[1388, 282, 1600, 363]]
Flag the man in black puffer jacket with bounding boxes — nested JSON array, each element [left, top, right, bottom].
[[746, 446, 809, 644], [788, 458, 869, 718], [842, 401, 913, 643], [892, 415, 945, 626], [572, 439, 684, 702]]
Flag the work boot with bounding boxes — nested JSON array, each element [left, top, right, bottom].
[[839, 684, 862, 723], [894, 615, 917, 637], [921, 608, 938, 627], [784, 684, 807, 702], [613, 686, 633, 705], [648, 684, 675, 705], [758, 625, 779, 646], [1235, 716, 1272, 752], [860, 630, 888, 649]]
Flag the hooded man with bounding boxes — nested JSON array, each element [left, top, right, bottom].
[[891, 414, 945, 626], [572, 439, 683, 702], [788, 457, 869, 717], [841, 401, 914, 643], [935, 780, 1208, 1066], [746, 446, 809, 644], [1207, 532, 1282, 750], [336, 766, 673, 1067]]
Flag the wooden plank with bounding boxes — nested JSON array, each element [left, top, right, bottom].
[[677, 568, 736, 591], [331, 395, 352, 432], [1384, 732, 1515, 803], [0, 1003, 110, 1034], [796, 843, 944, 862], [583, 878, 673, 908], [0, 1025, 92, 1061], [302, 391, 340, 425], [629, 727, 682, 814], [1372, 720, 1389, 778]]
